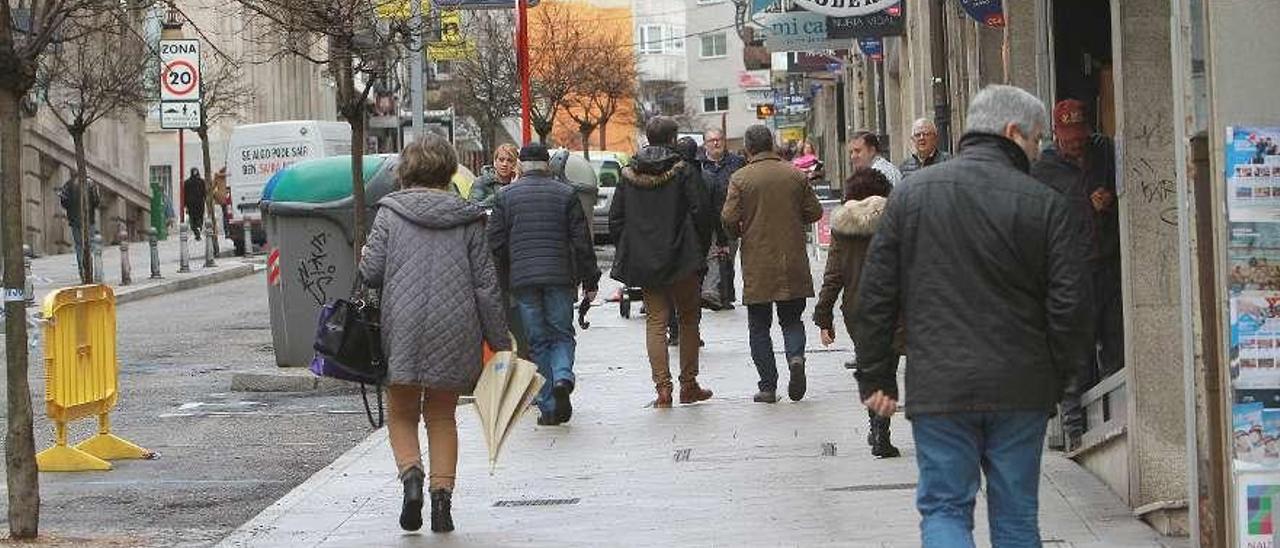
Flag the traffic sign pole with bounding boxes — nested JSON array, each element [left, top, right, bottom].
[[516, 0, 531, 145], [178, 129, 185, 224]]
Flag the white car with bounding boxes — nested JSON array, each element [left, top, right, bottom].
[[572, 152, 628, 244]]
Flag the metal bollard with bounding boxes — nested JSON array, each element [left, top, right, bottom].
[[204, 220, 216, 268], [178, 223, 191, 274], [22, 245, 33, 306], [117, 225, 131, 287], [90, 230, 104, 284], [146, 228, 161, 280], [242, 220, 254, 255]]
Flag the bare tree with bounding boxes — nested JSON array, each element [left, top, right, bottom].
[[195, 54, 251, 254], [233, 0, 407, 257], [527, 2, 588, 145], [447, 10, 518, 159], [37, 10, 152, 283], [0, 0, 152, 536], [561, 31, 638, 161]]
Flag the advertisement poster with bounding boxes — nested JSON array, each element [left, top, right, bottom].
[[1237, 472, 1280, 547], [1228, 127, 1280, 223], [815, 200, 840, 248]]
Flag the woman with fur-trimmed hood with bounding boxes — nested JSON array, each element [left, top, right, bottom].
[[813, 167, 902, 459]]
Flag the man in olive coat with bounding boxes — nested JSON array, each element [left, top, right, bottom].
[[722, 124, 823, 404]]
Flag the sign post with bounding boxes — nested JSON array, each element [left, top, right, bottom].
[[160, 39, 201, 224]]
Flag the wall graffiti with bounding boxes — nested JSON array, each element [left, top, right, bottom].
[[297, 231, 336, 306], [1129, 156, 1178, 227]]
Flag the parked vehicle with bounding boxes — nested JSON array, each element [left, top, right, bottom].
[[574, 151, 630, 244], [224, 121, 352, 255]]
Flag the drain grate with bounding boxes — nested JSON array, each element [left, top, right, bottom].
[[674, 448, 692, 462], [493, 498, 580, 508], [826, 483, 917, 493], [821, 442, 838, 457]]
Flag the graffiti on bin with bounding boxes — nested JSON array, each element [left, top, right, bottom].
[[297, 231, 337, 306]]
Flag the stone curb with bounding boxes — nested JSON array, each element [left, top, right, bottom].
[[115, 263, 259, 306], [230, 370, 360, 394]]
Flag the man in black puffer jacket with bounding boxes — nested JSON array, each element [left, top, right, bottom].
[[488, 143, 601, 426], [853, 85, 1093, 547], [610, 116, 715, 408]]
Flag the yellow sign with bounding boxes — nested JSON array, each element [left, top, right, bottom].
[[375, 0, 413, 20], [428, 10, 475, 61]]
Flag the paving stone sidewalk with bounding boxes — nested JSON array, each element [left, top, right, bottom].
[[25, 234, 256, 307], [218, 277, 1185, 548]]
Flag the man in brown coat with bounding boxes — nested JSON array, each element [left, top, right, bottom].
[[723, 125, 823, 403]]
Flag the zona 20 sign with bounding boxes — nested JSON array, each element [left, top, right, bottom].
[[160, 39, 201, 102]]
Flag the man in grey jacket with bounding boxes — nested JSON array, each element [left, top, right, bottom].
[[488, 143, 601, 426]]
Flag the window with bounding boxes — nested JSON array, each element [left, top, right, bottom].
[[639, 24, 665, 54], [639, 24, 684, 55], [702, 89, 729, 113], [700, 32, 727, 58], [148, 165, 172, 191], [669, 25, 685, 52]]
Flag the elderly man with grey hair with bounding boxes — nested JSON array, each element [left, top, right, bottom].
[[899, 118, 952, 178], [852, 85, 1092, 547]]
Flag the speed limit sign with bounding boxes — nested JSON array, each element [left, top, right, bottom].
[[160, 39, 201, 102]]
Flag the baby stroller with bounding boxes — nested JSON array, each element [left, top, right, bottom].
[[615, 287, 644, 318]]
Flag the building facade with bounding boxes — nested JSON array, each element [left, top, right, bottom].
[[684, 0, 756, 148], [634, 0, 689, 125]]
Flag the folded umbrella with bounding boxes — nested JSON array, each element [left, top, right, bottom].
[[473, 351, 544, 470]]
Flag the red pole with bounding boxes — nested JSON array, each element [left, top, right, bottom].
[[178, 128, 185, 223], [516, 0, 532, 145]]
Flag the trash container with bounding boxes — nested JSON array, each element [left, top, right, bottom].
[[261, 154, 400, 368]]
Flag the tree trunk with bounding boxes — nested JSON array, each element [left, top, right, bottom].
[[580, 129, 592, 162], [598, 120, 608, 151], [72, 130, 92, 284], [0, 86, 41, 540], [330, 39, 366, 266], [350, 116, 366, 263], [198, 127, 220, 255]]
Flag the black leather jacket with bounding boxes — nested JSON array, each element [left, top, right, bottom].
[[852, 133, 1094, 417]]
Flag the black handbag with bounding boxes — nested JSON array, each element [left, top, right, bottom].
[[313, 278, 386, 427]]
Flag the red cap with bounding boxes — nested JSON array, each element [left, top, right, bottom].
[[1053, 100, 1091, 139]]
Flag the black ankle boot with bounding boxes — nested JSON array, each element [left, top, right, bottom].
[[399, 467, 425, 531], [869, 416, 902, 459], [430, 489, 455, 533]]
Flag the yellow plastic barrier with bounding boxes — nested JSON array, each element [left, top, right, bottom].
[[36, 285, 150, 472]]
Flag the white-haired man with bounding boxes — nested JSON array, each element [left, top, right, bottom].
[[853, 85, 1092, 547], [899, 118, 952, 178]]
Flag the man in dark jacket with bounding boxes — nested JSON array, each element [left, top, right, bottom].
[[699, 129, 746, 309], [489, 143, 601, 426], [854, 85, 1092, 546], [610, 117, 715, 408], [183, 168, 207, 240], [1031, 99, 1122, 450], [899, 118, 952, 178], [59, 177, 101, 277]]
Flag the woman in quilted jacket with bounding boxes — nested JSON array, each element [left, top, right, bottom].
[[359, 135, 512, 533], [812, 167, 902, 459]]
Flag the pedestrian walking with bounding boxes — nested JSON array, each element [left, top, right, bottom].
[[1031, 99, 1122, 450], [848, 131, 903, 187], [699, 129, 747, 310], [723, 124, 823, 404], [812, 167, 901, 458], [488, 142, 601, 426], [58, 177, 100, 276], [470, 143, 520, 208], [358, 135, 512, 534], [183, 168, 208, 240], [853, 85, 1093, 547], [610, 117, 715, 407], [899, 118, 952, 179]]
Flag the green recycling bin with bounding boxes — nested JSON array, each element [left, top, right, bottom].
[[261, 155, 399, 368]]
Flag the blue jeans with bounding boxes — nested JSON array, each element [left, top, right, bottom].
[[912, 411, 1049, 548], [747, 299, 807, 391], [513, 285, 577, 415]]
